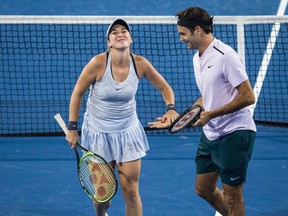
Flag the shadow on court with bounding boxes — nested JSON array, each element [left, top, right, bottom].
[[0, 126, 287, 216]]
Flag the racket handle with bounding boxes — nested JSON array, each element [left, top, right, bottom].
[[54, 113, 69, 135]]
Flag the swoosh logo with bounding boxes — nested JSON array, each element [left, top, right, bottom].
[[208, 65, 213, 68], [230, 176, 241, 181]]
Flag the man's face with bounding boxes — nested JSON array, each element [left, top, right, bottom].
[[177, 25, 199, 50]]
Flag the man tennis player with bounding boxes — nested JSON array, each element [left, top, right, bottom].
[[176, 7, 257, 216], [150, 6, 256, 216]]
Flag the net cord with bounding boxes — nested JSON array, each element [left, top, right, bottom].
[[0, 15, 288, 24]]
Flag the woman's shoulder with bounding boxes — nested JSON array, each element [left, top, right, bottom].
[[131, 53, 146, 61], [92, 52, 108, 62], [130, 53, 150, 68], [87, 52, 109, 69]]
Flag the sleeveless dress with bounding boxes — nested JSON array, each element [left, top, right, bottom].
[[81, 53, 149, 163]]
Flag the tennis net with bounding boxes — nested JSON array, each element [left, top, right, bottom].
[[0, 15, 287, 136]]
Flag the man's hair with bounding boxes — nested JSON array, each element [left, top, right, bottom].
[[175, 7, 213, 34]]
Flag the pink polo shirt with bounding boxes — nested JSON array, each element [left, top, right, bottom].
[[193, 38, 256, 140]]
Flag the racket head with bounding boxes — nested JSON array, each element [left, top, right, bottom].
[[168, 104, 202, 134], [53, 114, 118, 202], [75, 144, 118, 203]]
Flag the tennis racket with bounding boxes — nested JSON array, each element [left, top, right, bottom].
[[54, 113, 117, 203], [168, 104, 202, 134]]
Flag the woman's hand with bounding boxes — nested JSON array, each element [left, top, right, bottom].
[[148, 110, 179, 129], [66, 130, 79, 149]]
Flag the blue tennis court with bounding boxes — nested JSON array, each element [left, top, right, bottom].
[[0, 125, 288, 215], [0, 0, 287, 215]]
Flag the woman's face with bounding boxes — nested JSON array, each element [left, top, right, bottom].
[[107, 24, 132, 50]]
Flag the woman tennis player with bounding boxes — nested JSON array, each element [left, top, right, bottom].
[[65, 19, 178, 216]]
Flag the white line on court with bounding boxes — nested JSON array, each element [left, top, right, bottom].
[[250, 0, 287, 116]]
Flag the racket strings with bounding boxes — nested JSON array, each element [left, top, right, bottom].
[[79, 155, 116, 202]]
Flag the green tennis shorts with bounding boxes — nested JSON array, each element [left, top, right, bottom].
[[195, 130, 256, 186]]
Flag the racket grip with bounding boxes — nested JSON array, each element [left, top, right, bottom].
[[54, 113, 69, 135]]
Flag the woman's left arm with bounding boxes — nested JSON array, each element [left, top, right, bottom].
[[139, 56, 179, 127]]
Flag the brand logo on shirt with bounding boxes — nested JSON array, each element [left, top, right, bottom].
[[208, 65, 213, 68], [230, 176, 241, 181]]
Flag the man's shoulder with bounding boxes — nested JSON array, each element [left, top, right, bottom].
[[212, 38, 235, 54]]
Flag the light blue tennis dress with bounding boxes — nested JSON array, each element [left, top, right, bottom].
[[81, 52, 149, 163]]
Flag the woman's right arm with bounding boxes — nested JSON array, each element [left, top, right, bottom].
[[66, 54, 105, 148]]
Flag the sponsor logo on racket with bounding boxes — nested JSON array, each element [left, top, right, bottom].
[[168, 104, 202, 133], [175, 111, 195, 127]]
